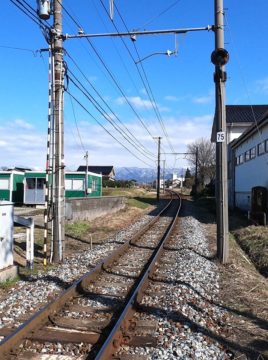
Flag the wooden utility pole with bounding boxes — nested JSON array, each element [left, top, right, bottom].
[[52, 0, 65, 262], [212, 0, 229, 263]]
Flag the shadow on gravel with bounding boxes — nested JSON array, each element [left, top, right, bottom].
[[136, 302, 265, 360], [18, 273, 72, 290], [163, 245, 217, 261]]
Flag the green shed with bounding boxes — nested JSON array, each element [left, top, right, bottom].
[[23, 170, 102, 205], [0, 170, 24, 203], [65, 171, 102, 198]]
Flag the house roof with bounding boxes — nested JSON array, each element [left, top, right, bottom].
[[226, 105, 268, 124], [231, 110, 268, 149], [77, 166, 115, 176]]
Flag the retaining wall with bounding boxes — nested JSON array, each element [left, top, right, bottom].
[[65, 196, 127, 222]]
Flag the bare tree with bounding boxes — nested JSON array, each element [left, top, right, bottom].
[[186, 138, 216, 188]]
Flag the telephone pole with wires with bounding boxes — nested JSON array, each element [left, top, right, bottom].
[[39, 0, 65, 263], [211, 0, 229, 263], [51, 0, 65, 263], [153, 137, 162, 202]]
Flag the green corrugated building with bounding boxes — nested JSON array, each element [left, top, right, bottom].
[[23, 170, 102, 205], [0, 170, 25, 203]]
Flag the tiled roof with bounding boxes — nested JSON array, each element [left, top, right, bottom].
[[226, 105, 268, 124], [77, 165, 115, 176]]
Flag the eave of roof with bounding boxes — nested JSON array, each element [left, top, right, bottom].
[[231, 110, 268, 149]]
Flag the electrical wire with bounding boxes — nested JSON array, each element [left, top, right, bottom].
[[58, 1, 157, 141], [67, 71, 156, 162], [66, 91, 154, 168], [65, 50, 156, 159], [11, 0, 50, 31], [111, 1, 176, 154], [225, 12, 268, 167], [68, 92, 87, 153], [140, 0, 182, 29]]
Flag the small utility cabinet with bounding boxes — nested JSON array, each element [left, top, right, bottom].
[[0, 201, 14, 270]]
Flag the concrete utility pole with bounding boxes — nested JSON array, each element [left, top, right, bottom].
[[212, 0, 229, 263], [52, 0, 65, 262], [162, 160, 166, 194], [153, 137, 162, 202], [84, 151, 89, 197]]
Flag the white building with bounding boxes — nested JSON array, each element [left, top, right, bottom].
[[230, 112, 268, 211]]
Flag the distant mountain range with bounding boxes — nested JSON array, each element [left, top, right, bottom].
[[115, 167, 186, 183]]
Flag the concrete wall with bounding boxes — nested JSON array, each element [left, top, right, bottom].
[[65, 196, 127, 222]]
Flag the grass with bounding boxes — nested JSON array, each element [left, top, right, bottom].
[[65, 221, 91, 239], [0, 276, 20, 289], [233, 225, 268, 277], [127, 198, 150, 209]]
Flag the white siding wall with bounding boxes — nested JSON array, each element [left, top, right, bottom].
[[234, 125, 268, 211]]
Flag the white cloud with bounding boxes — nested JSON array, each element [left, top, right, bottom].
[[13, 119, 33, 129], [116, 96, 154, 109], [192, 92, 213, 104], [256, 77, 268, 93], [164, 95, 179, 102], [0, 113, 213, 170]]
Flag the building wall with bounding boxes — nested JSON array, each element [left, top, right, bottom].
[[0, 173, 11, 201], [12, 173, 24, 203], [233, 125, 268, 211], [65, 172, 102, 198], [65, 196, 126, 222]]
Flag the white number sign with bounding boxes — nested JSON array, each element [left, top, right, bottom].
[[217, 132, 225, 143]]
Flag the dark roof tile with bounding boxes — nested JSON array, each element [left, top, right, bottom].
[[226, 105, 268, 124]]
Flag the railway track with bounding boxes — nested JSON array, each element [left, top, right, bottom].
[[0, 191, 181, 359]]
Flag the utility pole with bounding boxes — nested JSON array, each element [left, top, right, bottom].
[[153, 137, 161, 202], [52, 0, 65, 263], [195, 147, 198, 192], [162, 160, 166, 194], [212, 0, 229, 263], [84, 151, 89, 197]]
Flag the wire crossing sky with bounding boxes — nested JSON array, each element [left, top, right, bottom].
[[0, 0, 268, 170]]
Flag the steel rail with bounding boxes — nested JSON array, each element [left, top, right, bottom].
[[94, 191, 182, 359], [0, 192, 176, 358]]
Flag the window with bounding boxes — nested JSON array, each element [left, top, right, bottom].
[[245, 150, 250, 162], [92, 179, 97, 191], [239, 154, 244, 164], [65, 179, 72, 190], [0, 179, 9, 190], [65, 179, 84, 191], [250, 147, 256, 159], [26, 178, 36, 189], [258, 142, 265, 155], [37, 178, 45, 189]]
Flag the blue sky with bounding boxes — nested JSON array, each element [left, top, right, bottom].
[[0, 0, 268, 171]]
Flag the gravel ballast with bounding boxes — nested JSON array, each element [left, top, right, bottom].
[[0, 207, 232, 359]]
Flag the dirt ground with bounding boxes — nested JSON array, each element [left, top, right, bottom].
[[183, 197, 268, 360], [3, 197, 268, 359]]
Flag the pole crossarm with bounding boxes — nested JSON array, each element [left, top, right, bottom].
[[63, 26, 213, 40]]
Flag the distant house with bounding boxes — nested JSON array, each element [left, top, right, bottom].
[[77, 166, 115, 181], [0, 170, 24, 203], [229, 110, 268, 211]]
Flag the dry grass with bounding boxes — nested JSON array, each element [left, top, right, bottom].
[[233, 225, 268, 277]]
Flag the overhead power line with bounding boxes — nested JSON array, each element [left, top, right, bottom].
[[65, 50, 156, 159], [66, 71, 156, 162], [66, 91, 154, 168], [112, 1, 176, 154], [58, 1, 157, 141]]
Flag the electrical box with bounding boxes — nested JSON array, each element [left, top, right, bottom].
[[0, 201, 14, 270], [37, 0, 51, 20]]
